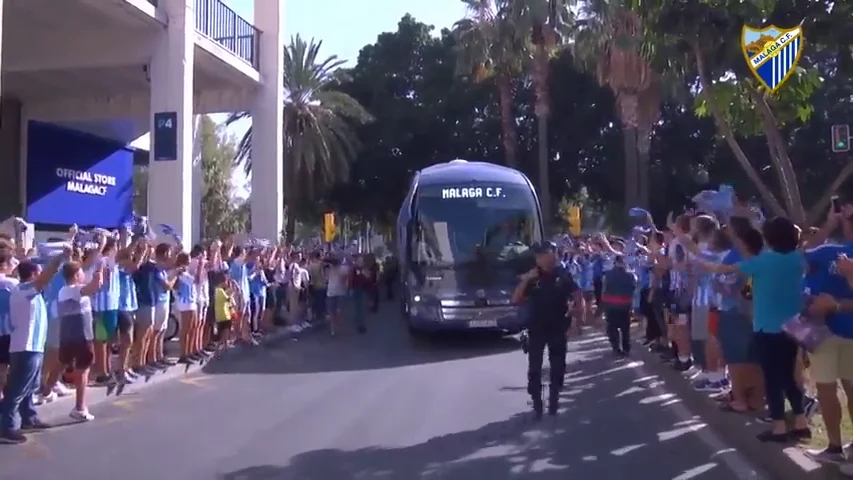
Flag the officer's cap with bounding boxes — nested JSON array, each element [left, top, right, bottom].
[[531, 241, 557, 255]]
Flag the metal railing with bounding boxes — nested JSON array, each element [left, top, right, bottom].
[[194, 0, 260, 69]]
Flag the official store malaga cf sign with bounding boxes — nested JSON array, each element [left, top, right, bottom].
[[26, 121, 133, 228]]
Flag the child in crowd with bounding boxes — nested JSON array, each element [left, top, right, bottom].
[[57, 260, 105, 421], [212, 271, 234, 351]]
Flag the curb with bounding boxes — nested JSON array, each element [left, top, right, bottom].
[[632, 342, 830, 480], [33, 321, 325, 424]]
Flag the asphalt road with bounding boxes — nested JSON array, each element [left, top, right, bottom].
[[0, 304, 765, 480]]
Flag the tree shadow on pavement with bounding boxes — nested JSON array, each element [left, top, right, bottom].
[[203, 309, 521, 375], [217, 336, 737, 480]]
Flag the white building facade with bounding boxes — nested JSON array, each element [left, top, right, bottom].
[[0, 0, 285, 245]]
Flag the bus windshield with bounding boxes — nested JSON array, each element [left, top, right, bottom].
[[412, 183, 541, 269]]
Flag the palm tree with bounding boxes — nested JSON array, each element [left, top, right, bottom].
[[507, 0, 572, 232], [227, 35, 373, 241], [453, 0, 526, 168], [572, 0, 662, 208]]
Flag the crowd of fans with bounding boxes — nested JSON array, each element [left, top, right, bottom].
[[0, 222, 397, 445], [559, 195, 853, 472]]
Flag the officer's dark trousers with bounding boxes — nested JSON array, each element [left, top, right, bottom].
[[527, 329, 567, 399], [606, 308, 631, 353]]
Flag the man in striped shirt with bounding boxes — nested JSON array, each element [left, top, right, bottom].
[[0, 256, 62, 444]]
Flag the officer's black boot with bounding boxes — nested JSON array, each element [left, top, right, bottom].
[[548, 389, 559, 415], [532, 396, 544, 420]]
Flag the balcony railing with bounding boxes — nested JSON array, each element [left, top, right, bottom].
[[194, 0, 260, 69]]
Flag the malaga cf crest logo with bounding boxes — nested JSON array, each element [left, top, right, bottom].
[[741, 25, 804, 93]]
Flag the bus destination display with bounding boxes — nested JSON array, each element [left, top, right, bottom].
[[440, 186, 505, 199]]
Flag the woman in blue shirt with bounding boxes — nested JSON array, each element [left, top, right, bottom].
[[690, 216, 809, 443]]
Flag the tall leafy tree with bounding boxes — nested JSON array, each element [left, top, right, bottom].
[[508, 0, 573, 230], [637, 0, 849, 223], [572, 0, 664, 208], [453, 0, 526, 168], [198, 115, 249, 239], [228, 35, 373, 240]]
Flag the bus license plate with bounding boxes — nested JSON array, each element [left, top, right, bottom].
[[468, 319, 497, 328]]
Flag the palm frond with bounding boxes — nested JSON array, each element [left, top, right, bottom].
[[230, 35, 373, 199]]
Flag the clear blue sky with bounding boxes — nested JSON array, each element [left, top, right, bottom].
[[225, 0, 467, 62]]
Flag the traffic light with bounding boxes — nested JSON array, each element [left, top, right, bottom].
[[323, 212, 336, 242], [568, 206, 581, 237], [832, 124, 850, 153]]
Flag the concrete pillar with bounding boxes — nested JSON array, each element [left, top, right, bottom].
[[250, 0, 285, 242], [147, 0, 194, 248]]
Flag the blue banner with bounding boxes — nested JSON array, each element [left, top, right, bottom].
[[26, 121, 134, 228]]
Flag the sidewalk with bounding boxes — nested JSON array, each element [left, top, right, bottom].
[[629, 328, 830, 480], [30, 319, 326, 425]]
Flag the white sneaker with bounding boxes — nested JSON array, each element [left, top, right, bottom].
[[69, 408, 95, 421], [41, 391, 58, 403], [32, 394, 45, 406], [53, 383, 72, 397]]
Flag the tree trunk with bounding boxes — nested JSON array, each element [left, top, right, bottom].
[[537, 113, 550, 232], [284, 213, 296, 244], [636, 124, 652, 209], [496, 74, 518, 168], [623, 125, 639, 208], [617, 94, 640, 208], [692, 41, 787, 217], [750, 89, 806, 223], [283, 133, 300, 243], [533, 48, 551, 233]]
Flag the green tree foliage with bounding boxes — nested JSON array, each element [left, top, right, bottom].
[[228, 35, 373, 241], [453, 0, 527, 168], [291, 7, 850, 231], [132, 165, 148, 215], [197, 115, 249, 239], [635, 0, 851, 223]]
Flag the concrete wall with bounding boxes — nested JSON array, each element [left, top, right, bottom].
[[0, 97, 23, 219]]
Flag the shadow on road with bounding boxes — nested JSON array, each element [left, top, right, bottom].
[[202, 303, 521, 375], [217, 336, 732, 480]]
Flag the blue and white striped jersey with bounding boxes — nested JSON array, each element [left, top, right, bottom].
[[0, 274, 20, 336], [692, 248, 725, 307], [10, 281, 48, 353], [118, 268, 138, 312], [92, 260, 120, 311], [669, 241, 688, 292]]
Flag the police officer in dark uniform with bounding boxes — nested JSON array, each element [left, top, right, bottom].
[[512, 241, 584, 419]]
